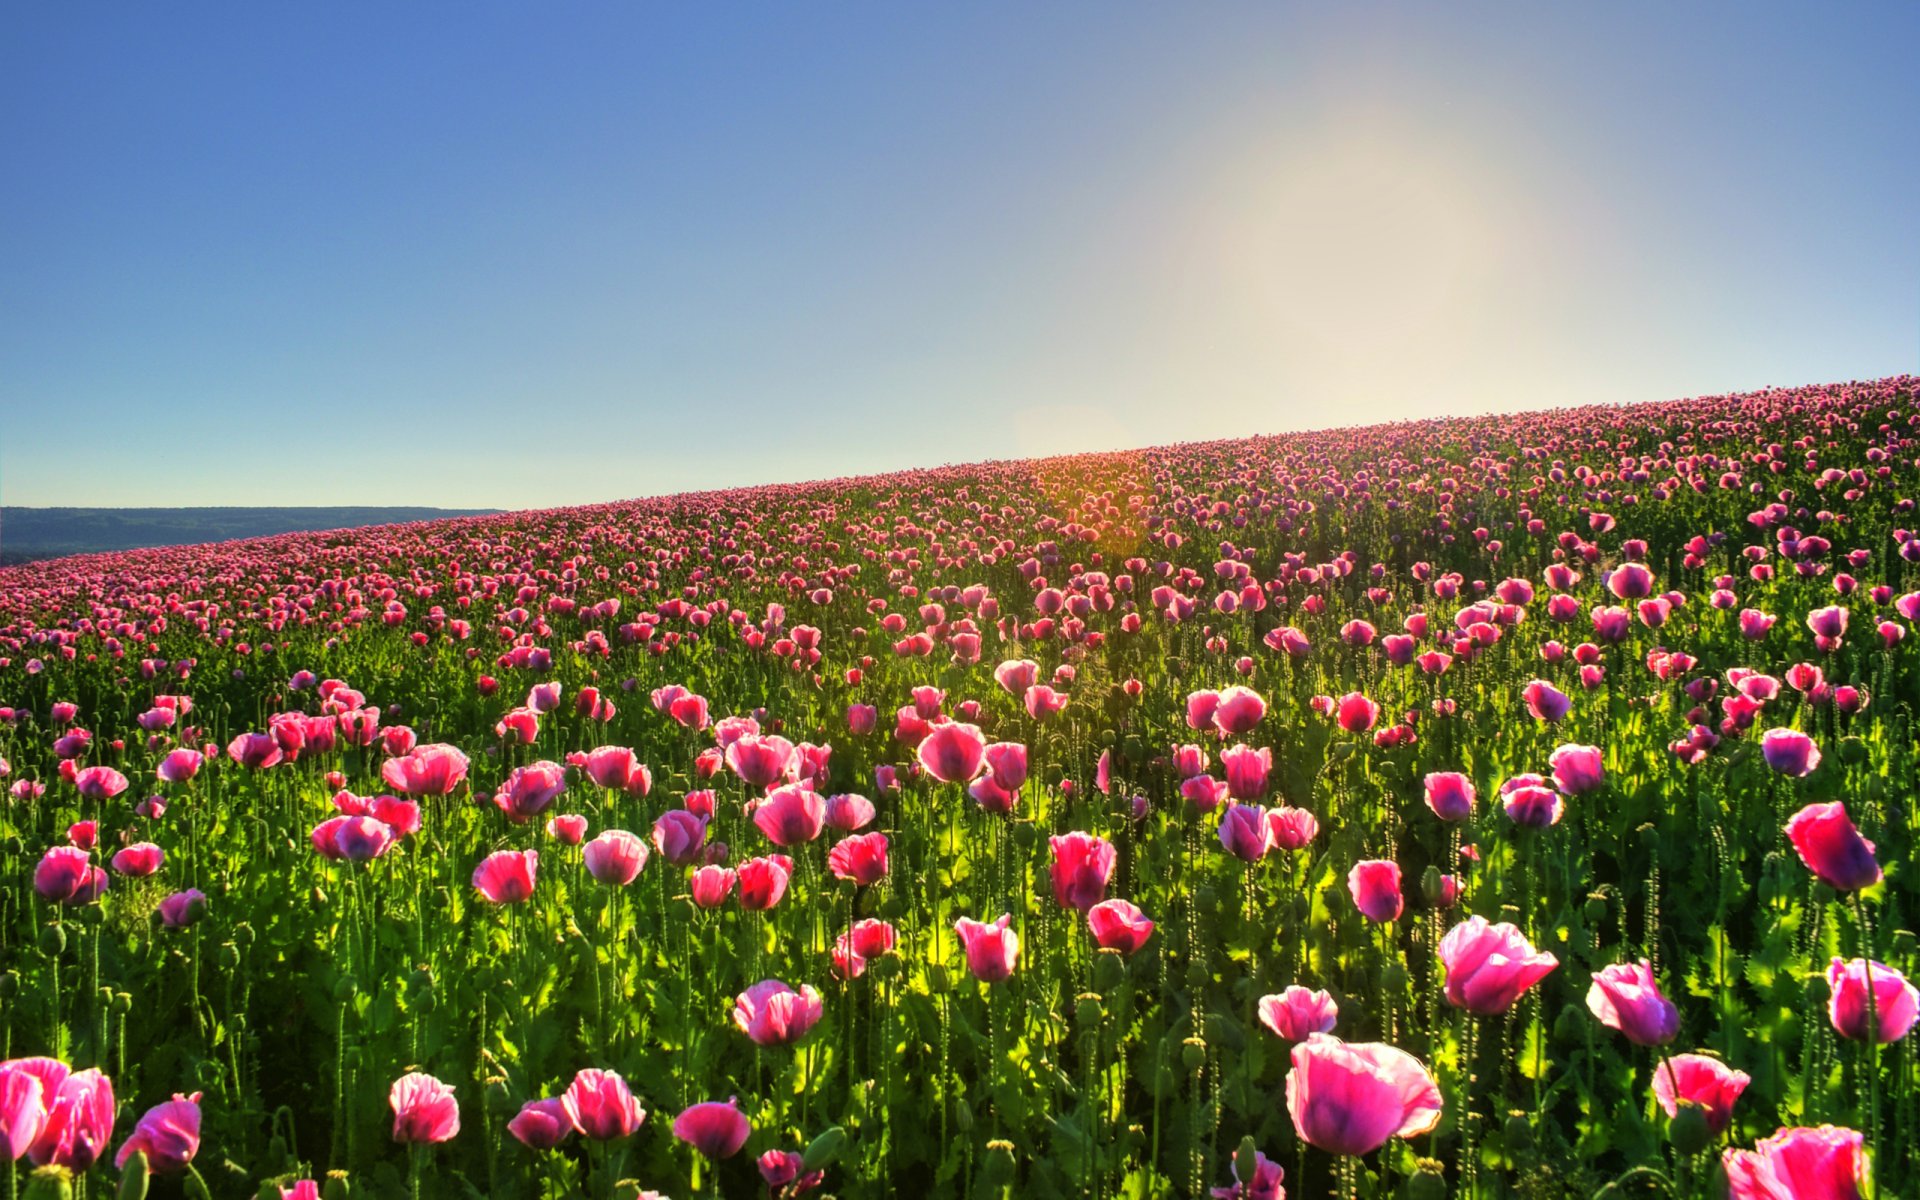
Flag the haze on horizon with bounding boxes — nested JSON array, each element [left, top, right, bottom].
[[3, 3, 1916, 510]]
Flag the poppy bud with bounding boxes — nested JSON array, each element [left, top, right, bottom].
[[1402, 1160, 1448, 1200], [1182, 1036, 1207, 1071], [25, 1166, 75, 1200], [39, 923, 66, 956], [1503, 1111, 1533, 1152], [117, 1154, 150, 1200], [485, 1076, 513, 1112], [978, 1141, 1017, 1191], [802, 1125, 847, 1171], [1667, 1101, 1711, 1155]]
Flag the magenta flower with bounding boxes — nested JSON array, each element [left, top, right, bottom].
[[33, 847, 108, 906], [1086, 899, 1154, 955], [1211, 686, 1267, 736], [759, 1148, 825, 1194], [1723, 1125, 1867, 1200], [1258, 987, 1339, 1041], [109, 843, 165, 877], [157, 889, 208, 929], [673, 1097, 751, 1159], [1547, 744, 1604, 794], [1826, 958, 1919, 1043], [1217, 804, 1274, 862], [737, 854, 796, 910], [472, 849, 537, 904], [1220, 745, 1272, 801], [507, 1098, 573, 1150], [381, 744, 469, 797], [1439, 917, 1558, 1014], [733, 980, 824, 1046], [917, 721, 987, 784], [753, 784, 826, 846], [312, 815, 396, 863], [576, 744, 652, 791], [1652, 1053, 1749, 1135], [827, 833, 889, 886], [114, 1091, 201, 1173], [1048, 832, 1115, 911], [389, 1072, 459, 1143], [0, 1061, 50, 1161], [1760, 728, 1822, 777], [1422, 772, 1475, 822], [823, 793, 877, 831], [1335, 692, 1379, 734], [1180, 775, 1229, 815], [1586, 960, 1680, 1046], [1784, 801, 1882, 891], [562, 1069, 646, 1140], [72, 766, 129, 800], [727, 733, 797, 789], [652, 809, 709, 865], [1347, 860, 1403, 923], [227, 732, 283, 770], [27, 1066, 115, 1171], [155, 749, 204, 784], [689, 865, 737, 908], [1521, 680, 1571, 723], [1285, 1034, 1442, 1155], [1501, 775, 1565, 827], [955, 914, 1020, 983], [583, 830, 648, 886], [492, 761, 568, 823]]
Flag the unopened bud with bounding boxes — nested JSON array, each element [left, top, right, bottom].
[[978, 1140, 1016, 1190], [24, 1166, 74, 1200], [1667, 1100, 1711, 1155], [1401, 1158, 1447, 1200], [1182, 1036, 1207, 1072], [802, 1125, 847, 1171], [116, 1153, 150, 1200], [1503, 1111, 1532, 1152]]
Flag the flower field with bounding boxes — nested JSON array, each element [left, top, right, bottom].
[[3, 376, 1918, 1199]]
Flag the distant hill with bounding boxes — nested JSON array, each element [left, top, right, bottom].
[[0, 506, 500, 564]]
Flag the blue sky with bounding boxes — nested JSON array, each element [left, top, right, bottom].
[[3, 3, 1916, 507]]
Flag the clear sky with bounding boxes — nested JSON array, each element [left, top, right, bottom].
[[3, 3, 1916, 508]]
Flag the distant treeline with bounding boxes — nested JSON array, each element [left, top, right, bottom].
[[0, 507, 499, 564]]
